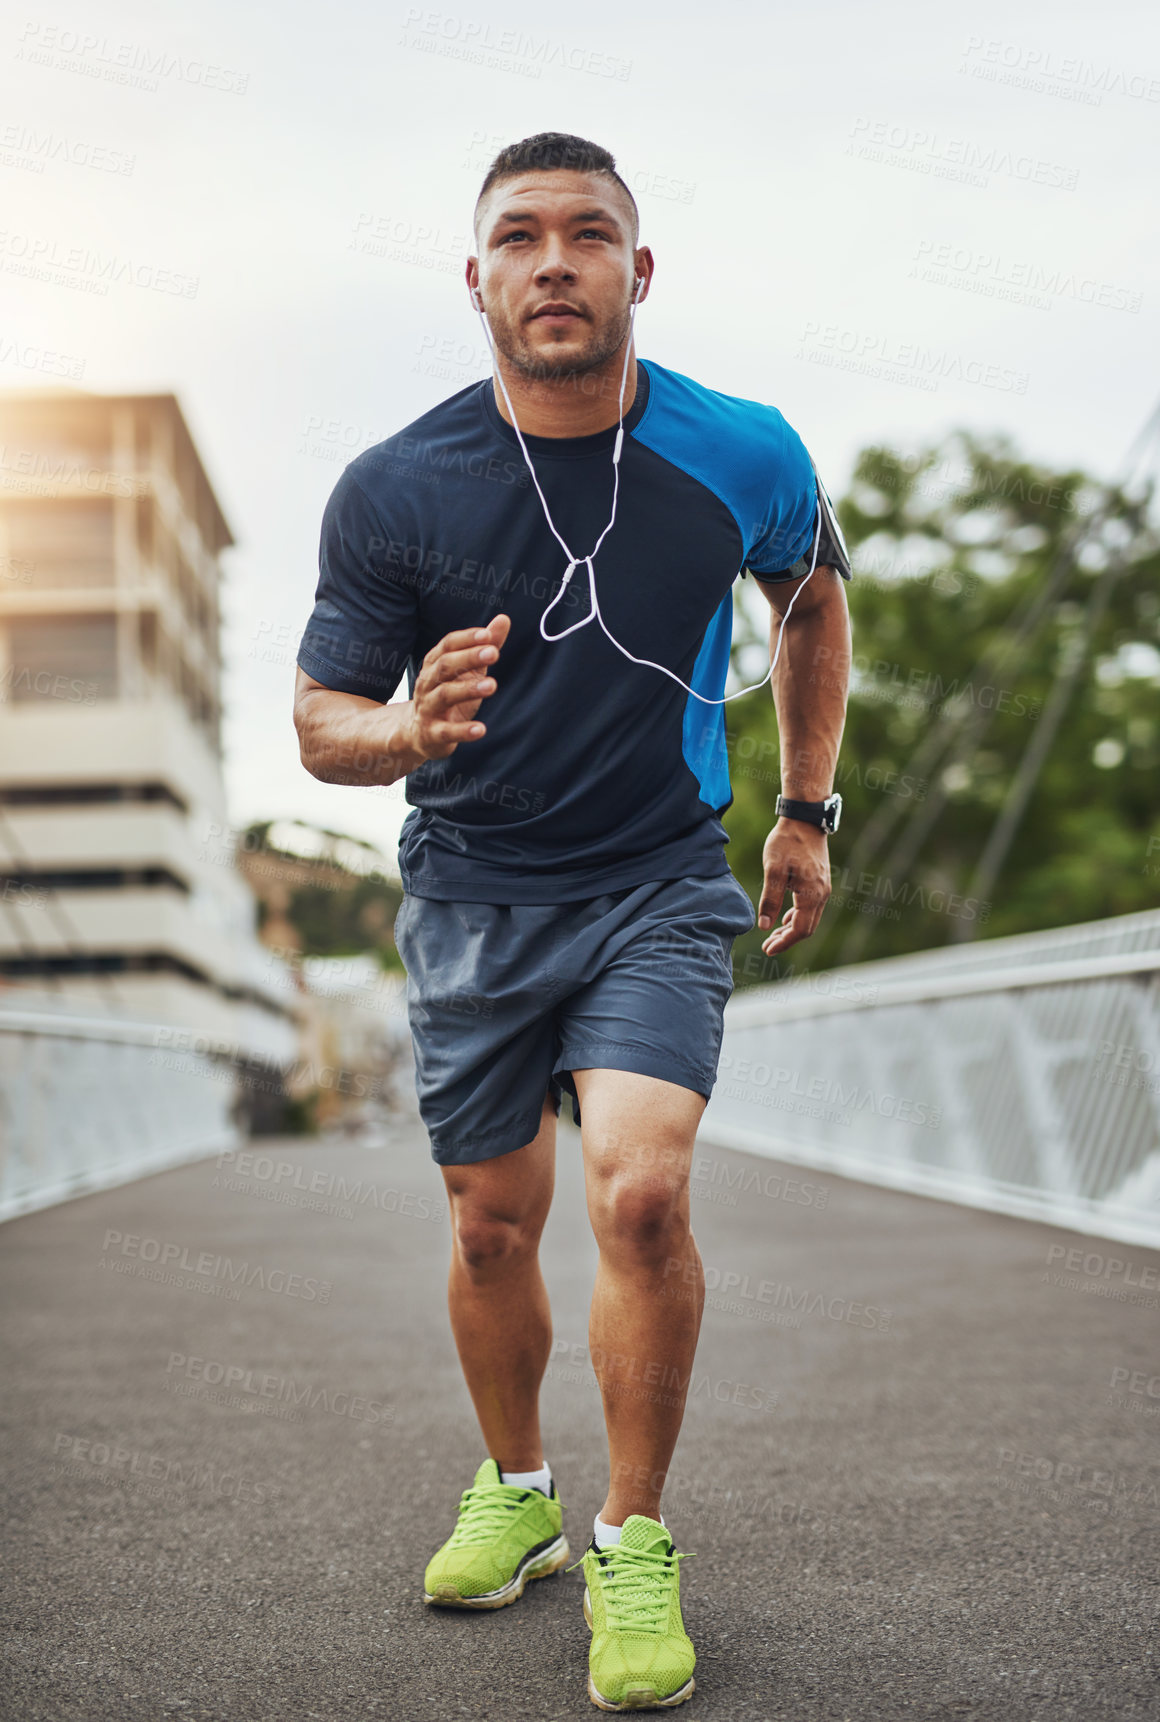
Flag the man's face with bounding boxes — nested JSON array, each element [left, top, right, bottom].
[[470, 170, 645, 383]]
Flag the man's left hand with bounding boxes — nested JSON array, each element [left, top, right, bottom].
[[757, 819, 832, 955]]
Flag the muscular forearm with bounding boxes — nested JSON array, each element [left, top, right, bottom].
[[295, 687, 424, 786], [294, 615, 512, 788], [769, 572, 851, 800]]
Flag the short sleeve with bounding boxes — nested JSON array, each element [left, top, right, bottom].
[[296, 465, 419, 701], [745, 418, 852, 584]]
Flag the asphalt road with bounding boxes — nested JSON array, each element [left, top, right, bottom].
[[2, 1115, 1158, 1722]]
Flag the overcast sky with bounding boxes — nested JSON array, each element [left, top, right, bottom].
[[2, 0, 1156, 869]]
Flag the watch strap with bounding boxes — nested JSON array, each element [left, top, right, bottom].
[[776, 793, 842, 833], [776, 795, 827, 827]]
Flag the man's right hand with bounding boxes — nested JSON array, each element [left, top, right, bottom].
[[406, 612, 511, 761]]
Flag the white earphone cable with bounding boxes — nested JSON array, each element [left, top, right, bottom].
[[472, 283, 822, 704]]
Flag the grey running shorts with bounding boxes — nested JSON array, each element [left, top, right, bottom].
[[392, 871, 757, 1166]]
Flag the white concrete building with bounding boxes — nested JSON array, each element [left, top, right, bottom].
[[0, 389, 296, 1067]]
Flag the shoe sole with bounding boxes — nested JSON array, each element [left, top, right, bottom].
[[582, 1585, 696, 1711], [423, 1533, 570, 1610]]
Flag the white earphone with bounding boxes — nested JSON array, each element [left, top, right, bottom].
[[470, 274, 823, 701]]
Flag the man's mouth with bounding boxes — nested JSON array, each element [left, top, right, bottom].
[[531, 303, 585, 321]]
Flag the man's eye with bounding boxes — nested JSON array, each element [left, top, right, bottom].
[[499, 231, 529, 243]]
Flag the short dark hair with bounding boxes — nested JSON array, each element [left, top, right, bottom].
[[475, 132, 639, 242]]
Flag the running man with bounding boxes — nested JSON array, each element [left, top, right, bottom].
[[294, 132, 851, 1712]]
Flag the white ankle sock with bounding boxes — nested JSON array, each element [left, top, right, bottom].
[[594, 1512, 665, 1548], [500, 1461, 552, 1496]]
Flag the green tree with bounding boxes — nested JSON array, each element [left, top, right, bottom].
[[724, 430, 1160, 987], [243, 821, 405, 971]]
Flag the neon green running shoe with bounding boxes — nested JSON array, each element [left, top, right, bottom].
[[578, 1516, 696, 1710], [423, 1458, 569, 1609]]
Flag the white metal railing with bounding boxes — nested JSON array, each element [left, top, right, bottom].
[[0, 1012, 242, 1222], [701, 909, 1160, 1247]]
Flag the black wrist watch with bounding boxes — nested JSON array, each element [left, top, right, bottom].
[[775, 792, 843, 834]]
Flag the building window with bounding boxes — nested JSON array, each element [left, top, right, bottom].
[[4, 615, 118, 702], [3, 500, 115, 589]]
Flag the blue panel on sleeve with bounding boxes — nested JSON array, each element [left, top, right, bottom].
[[681, 591, 733, 810], [631, 362, 818, 576]]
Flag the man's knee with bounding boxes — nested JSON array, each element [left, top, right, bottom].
[[589, 1167, 688, 1261], [443, 1105, 555, 1278], [452, 1206, 541, 1276], [447, 1166, 549, 1275]]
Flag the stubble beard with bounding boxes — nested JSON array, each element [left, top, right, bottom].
[[488, 303, 633, 387]]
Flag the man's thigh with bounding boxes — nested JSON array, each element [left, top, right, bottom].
[[572, 1069, 705, 1214]]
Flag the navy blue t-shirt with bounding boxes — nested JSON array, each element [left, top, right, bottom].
[[298, 357, 850, 904]]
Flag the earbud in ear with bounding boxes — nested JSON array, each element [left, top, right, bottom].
[[471, 287, 484, 311], [633, 277, 645, 302]]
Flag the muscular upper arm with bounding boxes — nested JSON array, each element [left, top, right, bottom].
[[293, 665, 329, 725], [750, 563, 848, 619], [295, 666, 326, 700]]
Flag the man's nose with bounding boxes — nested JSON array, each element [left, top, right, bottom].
[[533, 248, 576, 281]]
